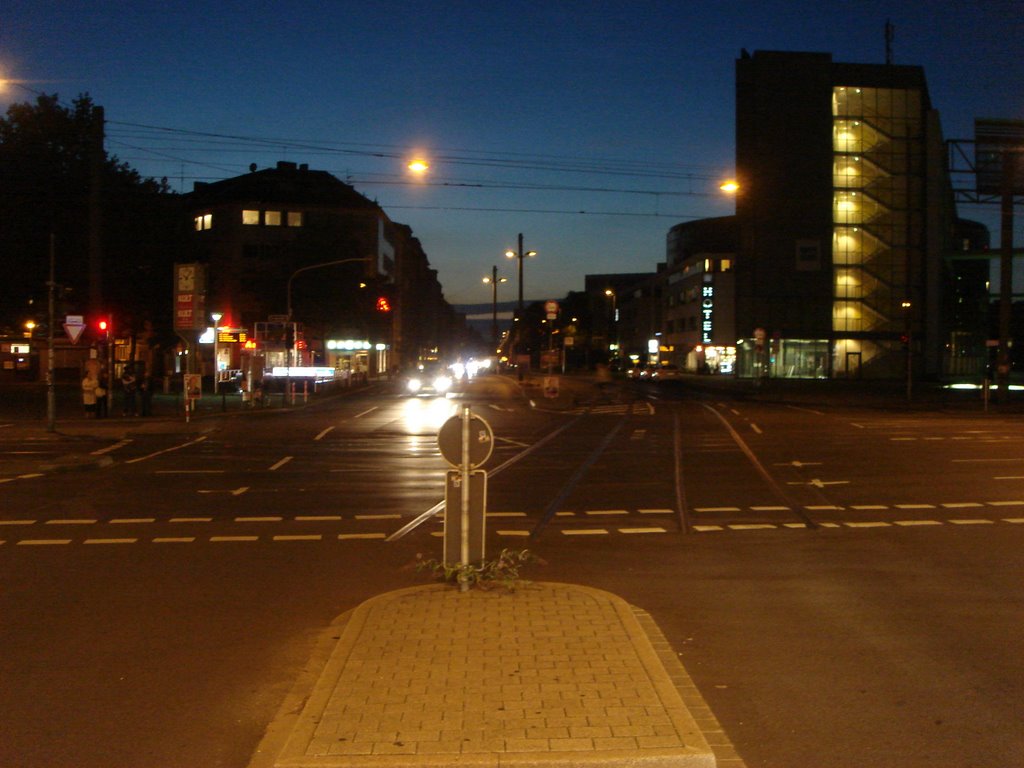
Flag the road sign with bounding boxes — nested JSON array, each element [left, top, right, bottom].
[[438, 411, 494, 469], [184, 373, 202, 400], [443, 469, 487, 566], [64, 315, 86, 344], [545, 300, 559, 320]]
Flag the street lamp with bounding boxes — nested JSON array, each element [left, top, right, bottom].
[[286, 257, 374, 400], [604, 289, 618, 361], [211, 312, 223, 395], [505, 233, 537, 381], [482, 266, 508, 353]]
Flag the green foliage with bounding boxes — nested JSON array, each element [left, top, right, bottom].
[[416, 548, 540, 592]]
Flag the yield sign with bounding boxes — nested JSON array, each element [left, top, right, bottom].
[[64, 315, 86, 344]]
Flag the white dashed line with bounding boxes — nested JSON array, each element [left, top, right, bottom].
[[269, 456, 293, 471]]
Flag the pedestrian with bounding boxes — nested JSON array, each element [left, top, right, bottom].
[[82, 369, 100, 417], [96, 376, 109, 418], [139, 375, 153, 417], [121, 365, 137, 416]]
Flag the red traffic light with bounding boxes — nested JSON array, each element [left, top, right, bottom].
[[97, 319, 109, 332], [376, 297, 392, 312]]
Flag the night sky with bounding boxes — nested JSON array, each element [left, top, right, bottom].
[[2, 1, 1022, 305]]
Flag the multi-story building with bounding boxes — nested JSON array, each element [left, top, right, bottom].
[[186, 161, 462, 378], [730, 49, 964, 379]]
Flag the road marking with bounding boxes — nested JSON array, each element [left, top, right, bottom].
[[895, 503, 936, 509], [354, 407, 378, 418], [314, 426, 335, 441], [586, 509, 628, 516], [729, 524, 776, 530], [84, 538, 137, 545], [620, 527, 667, 534], [0, 520, 36, 526], [1005, 518, 1024, 523], [153, 537, 195, 543], [851, 505, 887, 510], [91, 439, 131, 455], [296, 515, 342, 521], [46, 519, 96, 525], [211, 536, 259, 542], [986, 500, 1024, 506], [273, 535, 323, 541], [805, 505, 843, 511], [170, 517, 212, 523], [355, 514, 401, 520], [561, 529, 608, 535], [949, 518, 995, 525], [894, 520, 942, 526], [639, 508, 674, 515], [994, 476, 1024, 480], [751, 506, 790, 511], [750, 423, 763, 434], [269, 456, 293, 471], [157, 469, 225, 474], [338, 533, 386, 540], [693, 525, 724, 532], [487, 512, 527, 517], [235, 516, 282, 522], [496, 530, 530, 536], [126, 435, 207, 464], [18, 539, 71, 545], [845, 521, 891, 528], [941, 502, 984, 508], [695, 507, 741, 513], [630, 429, 646, 440], [110, 518, 156, 524]]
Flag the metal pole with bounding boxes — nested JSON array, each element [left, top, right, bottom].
[[516, 234, 525, 382], [46, 234, 56, 432], [997, 157, 1015, 400], [459, 404, 471, 591], [490, 265, 499, 351]]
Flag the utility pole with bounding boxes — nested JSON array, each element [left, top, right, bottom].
[[505, 234, 536, 382]]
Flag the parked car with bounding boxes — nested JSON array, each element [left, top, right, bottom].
[[650, 364, 682, 380]]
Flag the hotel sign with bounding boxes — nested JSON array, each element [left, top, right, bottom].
[[701, 283, 714, 344]]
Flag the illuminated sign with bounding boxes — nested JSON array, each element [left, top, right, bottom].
[[326, 339, 371, 350], [217, 331, 247, 343], [701, 283, 714, 344]]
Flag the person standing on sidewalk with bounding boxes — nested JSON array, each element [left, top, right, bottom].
[[81, 368, 100, 418], [121, 365, 138, 416]]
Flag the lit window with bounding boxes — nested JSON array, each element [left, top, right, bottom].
[[242, 210, 260, 225], [287, 211, 303, 227], [193, 213, 212, 231], [719, 259, 732, 272], [265, 211, 282, 226]]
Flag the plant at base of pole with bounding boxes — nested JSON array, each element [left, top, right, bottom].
[[415, 549, 541, 592]]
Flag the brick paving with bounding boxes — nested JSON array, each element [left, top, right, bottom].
[[269, 582, 717, 767]]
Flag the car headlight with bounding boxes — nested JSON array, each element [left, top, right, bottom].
[[406, 377, 423, 393], [433, 375, 453, 393]]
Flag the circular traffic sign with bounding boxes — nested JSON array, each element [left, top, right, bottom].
[[438, 412, 494, 469]]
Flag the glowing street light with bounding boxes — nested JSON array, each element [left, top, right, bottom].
[[407, 158, 430, 175], [482, 266, 508, 352], [505, 233, 537, 381], [719, 179, 740, 194]]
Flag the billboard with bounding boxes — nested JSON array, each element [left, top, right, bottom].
[[975, 119, 1024, 195]]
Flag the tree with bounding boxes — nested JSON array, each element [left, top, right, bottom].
[[0, 93, 181, 337]]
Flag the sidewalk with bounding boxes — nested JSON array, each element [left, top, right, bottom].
[[249, 583, 740, 768]]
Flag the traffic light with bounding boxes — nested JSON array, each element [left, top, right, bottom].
[[376, 296, 392, 312], [97, 319, 108, 332]]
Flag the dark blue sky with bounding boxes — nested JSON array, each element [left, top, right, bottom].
[[3, 1, 1022, 303]]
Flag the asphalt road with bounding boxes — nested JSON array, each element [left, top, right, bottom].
[[1, 377, 1022, 767]]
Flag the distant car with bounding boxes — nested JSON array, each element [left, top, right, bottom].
[[403, 367, 454, 396], [650, 364, 682, 380]]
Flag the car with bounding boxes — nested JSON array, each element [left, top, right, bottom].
[[650, 364, 682, 380], [403, 367, 454, 396]]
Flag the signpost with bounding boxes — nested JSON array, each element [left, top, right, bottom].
[[438, 407, 494, 588], [63, 315, 86, 345]]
